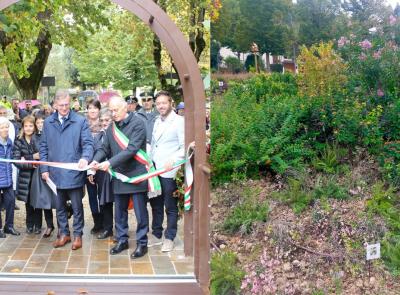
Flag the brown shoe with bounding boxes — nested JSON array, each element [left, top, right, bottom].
[[53, 235, 71, 248], [71, 236, 82, 250]]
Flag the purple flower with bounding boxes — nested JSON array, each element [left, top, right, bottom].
[[390, 15, 397, 25], [360, 39, 372, 49], [377, 88, 384, 97]]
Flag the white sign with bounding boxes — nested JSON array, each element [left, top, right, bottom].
[[366, 243, 381, 260]]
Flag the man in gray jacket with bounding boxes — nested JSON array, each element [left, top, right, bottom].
[[150, 90, 184, 252]]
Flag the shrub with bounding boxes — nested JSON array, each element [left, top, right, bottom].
[[273, 177, 313, 214], [297, 42, 347, 101], [210, 251, 245, 295], [224, 56, 243, 73], [223, 187, 269, 234]]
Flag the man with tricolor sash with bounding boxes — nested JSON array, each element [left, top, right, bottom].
[[150, 90, 185, 252], [90, 96, 150, 259]]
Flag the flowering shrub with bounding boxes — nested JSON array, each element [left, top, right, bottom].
[[240, 249, 288, 294]]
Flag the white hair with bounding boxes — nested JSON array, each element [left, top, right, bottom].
[[109, 96, 127, 109], [0, 116, 10, 127]]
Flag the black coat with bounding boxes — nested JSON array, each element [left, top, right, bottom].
[[94, 131, 114, 205], [12, 136, 38, 202], [93, 113, 148, 194], [30, 131, 57, 209]]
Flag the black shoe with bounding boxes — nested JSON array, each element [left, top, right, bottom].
[[97, 230, 113, 240], [42, 226, 55, 238], [26, 227, 34, 234], [110, 241, 129, 255], [130, 244, 148, 259], [34, 227, 42, 235], [4, 227, 20, 236], [0, 230, 5, 238]]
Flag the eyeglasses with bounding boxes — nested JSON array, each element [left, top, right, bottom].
[[143, 98, 153, 102]]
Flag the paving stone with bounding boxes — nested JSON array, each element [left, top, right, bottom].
[[173, 262, 194, 275], [67, 255, 89, 269], [150, 256, 176, 275], [91, 239, 109, 250], [26, 255, 49, 268], [65, 268, 87, 274], [88, 262, 109, 274], [90, 249, 109, 262], [44, 261, 67, 273], [11, 248, 33, 260], [110, 255, 130, 269], [49, 249, 70, 262], [2, 260, 26, 273], [34, 244, 54, 255], [110, 268, 131, 274], [19, 238, 39, 249], [23, 267, 44, 273], [131, 262, 154, 275]]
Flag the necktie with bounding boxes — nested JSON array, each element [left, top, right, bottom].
[[61, 117, 66, 128]]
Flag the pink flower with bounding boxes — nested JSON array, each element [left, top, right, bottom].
[[377, 88, 384, 97], [373, 49, 381, 59], [359, 53, 367, 61], [338, 36, 348, 48], [360, 39, 372, 49], [390, 15, 397, 25]]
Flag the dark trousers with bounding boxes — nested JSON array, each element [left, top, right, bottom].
[[25, 202, 42, 229], [0, 186, 15, 229], [55, 188, 84, 237], [114, 192, 148, 246], [149, 177, 178, 241], [102, 202, 113, 232], [86, 180, 100, 214], [36, 209, 54, 229]]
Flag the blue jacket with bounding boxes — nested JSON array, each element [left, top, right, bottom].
[[39, 110, 94, 189], [0, 138, 13, 188]]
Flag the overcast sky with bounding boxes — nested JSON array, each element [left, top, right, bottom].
[[388, 0, 399, 8]]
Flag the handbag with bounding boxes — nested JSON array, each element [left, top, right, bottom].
[[29, 168, 57, 209]]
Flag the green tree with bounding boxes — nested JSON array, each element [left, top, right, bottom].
[[72, 10, 158, 92], [0, 1, 110, 99], [295, 0, 346, 47]]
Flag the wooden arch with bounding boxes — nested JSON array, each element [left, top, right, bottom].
[[0, 0, 210, 294]]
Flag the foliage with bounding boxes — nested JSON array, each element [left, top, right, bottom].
[[297, 42, 347, 100], [0, 0, 110, 79], [210, 251, 245, 295], [366, 182, 400, 275], [224, 56, 242, 73], [223, 187, 269, 234], [72, 9, 158, 91], [273, 177, 313, 214], [211, 73, 315, 183]]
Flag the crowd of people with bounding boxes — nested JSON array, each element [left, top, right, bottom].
[[0, 90, 185, 259]]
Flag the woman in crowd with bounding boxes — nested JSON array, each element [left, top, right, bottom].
[[86, 99, 103, 234], [88, 108, 114, 239], [0, 117, 19, 237], [12, 115, 40, 234], [32, 111, 55, 238]]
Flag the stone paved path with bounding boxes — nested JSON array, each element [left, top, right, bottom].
[[0, 198, 193, 276]]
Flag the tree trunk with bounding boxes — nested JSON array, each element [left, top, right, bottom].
[[152, 0, 167, 89], [8, 30, 52, 99], [189, 1, 206, 62]]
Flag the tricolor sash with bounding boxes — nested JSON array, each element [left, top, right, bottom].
[[111, 122, 161, 198]]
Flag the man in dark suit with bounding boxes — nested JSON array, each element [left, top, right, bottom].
[[91, 96, 149, 259], [40, 89, 94, 250]]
